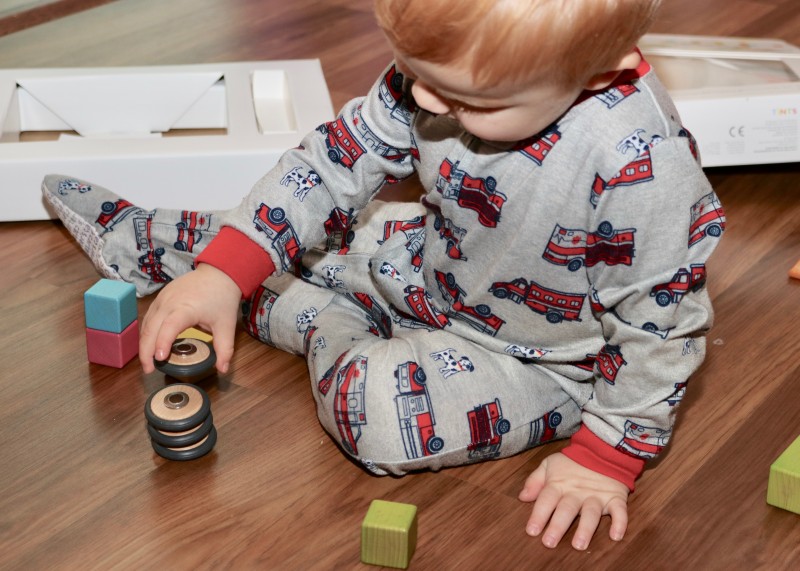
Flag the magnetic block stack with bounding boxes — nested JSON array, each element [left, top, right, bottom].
[[84, 279, 138, 368], [767, 435, 800, 515], [361, 500, 418, 569]]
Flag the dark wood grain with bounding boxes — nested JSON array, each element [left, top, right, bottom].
[[1, 1, 799, 569]]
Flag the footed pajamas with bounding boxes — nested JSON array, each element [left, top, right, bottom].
[[43, 57, 724, 489]]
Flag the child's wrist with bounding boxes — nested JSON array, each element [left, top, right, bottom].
[[561, 425, 646, 492]]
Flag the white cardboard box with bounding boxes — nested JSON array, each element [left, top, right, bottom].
[[0, 60, 334, 221], [640, 34, 800, 167]]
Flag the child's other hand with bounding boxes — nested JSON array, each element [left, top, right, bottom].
[[518, 452, 630, 551], [139, 264, 242, 375]]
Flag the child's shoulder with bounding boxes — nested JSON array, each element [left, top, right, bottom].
[[564, 66, 700, 175]]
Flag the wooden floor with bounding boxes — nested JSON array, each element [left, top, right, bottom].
[[1, 1, 799, 569]]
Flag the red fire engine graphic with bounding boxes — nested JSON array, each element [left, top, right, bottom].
[[324, 207, 356, 254], [667, 382, 687, 407], [433, 212, 468, 261], [650, 263, 706, 306], [395, 361, 444, 458], [467, 398, 511, 460], [542, 221, 635, 271], [318, 352, 347, 397], [242, 285, 279, 345], [514, 126, 561, 166], [616, 420, 670, 459], [253, 204, 304, 271], [353, 104, 410, 165], [434, 270, 505, 336], [689, 192, 725, 247], [401, 285, 451, 329], [490, 278, 585, 324], [379, 65, 415, 125], [345, 291, 393, 338], [380, 215, 426, 272], [318, 117, 367, 170], [175, 211, 212, 252], [133, 214, 170, 283], [591, 129, 658, 207], [334, 355, 369, 455], [436, 159, 506, 228], [594, 344, 626, 385], [528, 409, 563, 446], [595, 83, 639, 108], [96, 199, 142, 234]]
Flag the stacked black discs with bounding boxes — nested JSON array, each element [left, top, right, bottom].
[[145, 383, 217, 461]]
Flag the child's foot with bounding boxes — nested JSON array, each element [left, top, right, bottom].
[[42, 175, 216, 296]]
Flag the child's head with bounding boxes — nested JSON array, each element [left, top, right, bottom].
[[375, 0, 661, 90], [375, 0, 662, 142]]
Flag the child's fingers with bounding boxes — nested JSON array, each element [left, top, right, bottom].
[[571, 497, 603, 551], [524, 482, 560, 538], [209, 315, 237, 374], [606, 497, 629, 542], [539, 494, 581, 548], [518, 463, 547, 502]]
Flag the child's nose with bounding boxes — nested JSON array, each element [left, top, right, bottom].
[[411, 81, 451, 115]]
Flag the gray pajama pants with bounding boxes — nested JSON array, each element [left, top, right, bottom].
[[232, 200, 582, 475]]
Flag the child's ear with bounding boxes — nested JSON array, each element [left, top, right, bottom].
[[583, 49, 642, 91]]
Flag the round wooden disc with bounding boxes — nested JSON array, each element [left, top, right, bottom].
[[147, 412, 214, 448], [151, 426, 218, 461], [144, 383, 211, 432], [154, 338, 217, 382]]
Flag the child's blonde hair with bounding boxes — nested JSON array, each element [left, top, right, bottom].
[[374, 0, 662, 89]]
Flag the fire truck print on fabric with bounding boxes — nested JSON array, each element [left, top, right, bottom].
[[542, 220, 636, 272], [528, 409, 563, 447], [616, 420, 670, 459], [435, 159, 506, 228], [467, 398, 510, 460], [175, 211, 213, 253], [333, 354, 368, 456], [490, 278, 585, 324], [435, 270, 505, 337], [252, 203, 305, 271], [394, 361, 444, 459], [242, 285, 280, 345], [591, 129, 660, 207], [514, 126, 561, 166], [133, 214, 170, 284], [689, 192, 726, 247]]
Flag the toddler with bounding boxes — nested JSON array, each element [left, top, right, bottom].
[[44, 0, 724, 551]]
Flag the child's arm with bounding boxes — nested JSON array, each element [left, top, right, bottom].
[[519, 452, 629, 551], [139, 263, 243, 374], [141, 63, 418, 371]]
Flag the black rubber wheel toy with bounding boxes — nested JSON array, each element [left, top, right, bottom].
[[147, 412, 214, 448], [151, 426, 218, 461], [144, 383, 211, 432], [154, 338, 217, 382]]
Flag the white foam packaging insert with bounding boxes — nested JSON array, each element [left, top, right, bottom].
[[0, 60, 334, 221], [640, 34, 800, 168]]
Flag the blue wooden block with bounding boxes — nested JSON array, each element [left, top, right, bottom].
[[84, 279, 137, 333]]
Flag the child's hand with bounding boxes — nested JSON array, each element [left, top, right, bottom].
[[139, 264, 242, 374], [518, 452, 630, 551]]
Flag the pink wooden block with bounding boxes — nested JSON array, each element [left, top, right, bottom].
[[86, 319, 139, 368]]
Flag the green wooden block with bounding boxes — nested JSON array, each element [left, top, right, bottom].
[[767, 435, 800, 515], [361, 500, 417, 569]]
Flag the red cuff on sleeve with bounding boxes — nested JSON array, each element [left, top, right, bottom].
[[195, 227, 276, 297], [561, 425, 646, 492]]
